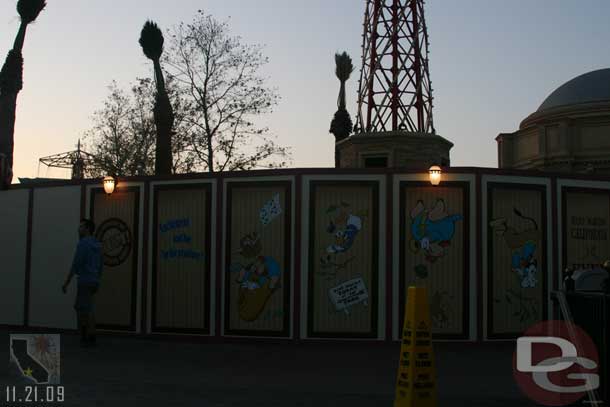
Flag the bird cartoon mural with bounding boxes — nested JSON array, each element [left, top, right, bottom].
[[325, 202, 363, 255], [489, 208, 541, 289], [319, 202, 366, 276], [409, 199, 463, 262]]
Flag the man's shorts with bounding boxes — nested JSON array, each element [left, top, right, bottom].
[[74, 283, 99, 313]]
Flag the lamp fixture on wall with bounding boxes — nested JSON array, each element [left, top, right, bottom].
[[429, 165, 442, 186], [103, 176, 116, 195]]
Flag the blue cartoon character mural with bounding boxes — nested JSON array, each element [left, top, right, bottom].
[[490, 208, 541, 289], [490, 208, 542, 323], [229, 194, 284, 322], [512, 242, 537, 288], [409, 199, 463, 263], [319, 202, 366, 278]]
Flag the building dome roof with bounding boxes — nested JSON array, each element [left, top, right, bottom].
[[538, 68, 610, 112]]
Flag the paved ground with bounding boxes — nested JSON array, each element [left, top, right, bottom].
[[1, 329, 539, 407]]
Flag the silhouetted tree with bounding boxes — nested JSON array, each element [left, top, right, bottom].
[[139, 20, 174, 176], [84, 78, 196, 178], [329, 52, 354, 167], [0, 0, 46, 188], [164, 10, 290, 172]]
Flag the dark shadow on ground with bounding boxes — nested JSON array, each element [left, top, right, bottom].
[[0, 329, 539, 406]]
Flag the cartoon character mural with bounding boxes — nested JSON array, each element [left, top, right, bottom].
[[326, 205, 362, 254], [229, 194, 283, 322], [409, 199, 463, 262], [430, 290, 453, 329], [319, 202, 366, 279], [490, 207, 542, 324], [406, 265, 454, 330], [236, 232, 280, 290], [490, 208, 541, 289]]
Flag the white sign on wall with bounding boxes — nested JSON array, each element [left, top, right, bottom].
[[328, 277, 369, 315]]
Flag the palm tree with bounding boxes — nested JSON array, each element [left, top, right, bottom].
[[0, 0, 46, 189], [139, 20, 174, 176], [329, 52, 354, 167]]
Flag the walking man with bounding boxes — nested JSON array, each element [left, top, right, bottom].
[[62, 219, 103, 346]]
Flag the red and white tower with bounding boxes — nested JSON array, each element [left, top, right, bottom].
[[337, 0, 452, 169], [356, 0, 434, 134]]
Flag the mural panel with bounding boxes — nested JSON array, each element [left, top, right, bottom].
[[399, 182, 469, 339], [488, 184, 547, 338], [564, 189, 610, 270], [308, 181, 379, 338], [152, 184, 211, 333], [90, 188, 139, 331], [225, 182, 291, 336]]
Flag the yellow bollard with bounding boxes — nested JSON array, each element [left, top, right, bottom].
[[394, 286, 438, 407]]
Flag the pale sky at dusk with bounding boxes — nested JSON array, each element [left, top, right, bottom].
[[2, 0, 610, 180]]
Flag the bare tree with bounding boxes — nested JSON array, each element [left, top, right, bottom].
[[84, 78, 196, 177], [164, 10, 290, 172]]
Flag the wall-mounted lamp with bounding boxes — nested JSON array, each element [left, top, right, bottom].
[[429, 165, 442, 186], [103, 176, 116, 195]]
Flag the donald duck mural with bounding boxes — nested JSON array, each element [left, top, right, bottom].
[[490, 208, 541, 289], [409, 199, 463, 263]]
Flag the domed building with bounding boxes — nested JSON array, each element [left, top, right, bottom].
[[497, 68, 610, 173]]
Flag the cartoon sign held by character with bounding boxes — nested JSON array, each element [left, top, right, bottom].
[[328, 277, 369, 315], [490, 208, 541, 289], [229, 194, 284, 322], [409, 199, 462, 263], [318, 202, 366, 280]]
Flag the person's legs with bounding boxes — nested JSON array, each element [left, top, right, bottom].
[[88, 311, 96, 340], [87, 284, 98, 344], [74, 284, 94, 346], [78, 312, 89, 343]]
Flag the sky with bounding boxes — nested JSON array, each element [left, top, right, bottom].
[[2, 0, 610, 180]]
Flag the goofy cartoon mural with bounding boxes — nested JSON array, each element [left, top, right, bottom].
[[409, 199, 463, 263]]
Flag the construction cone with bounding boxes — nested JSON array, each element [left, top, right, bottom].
[[394, 286, 438, 407]]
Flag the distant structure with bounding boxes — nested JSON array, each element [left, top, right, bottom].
[[38, 140, 97, 179], [336, 0, 453, 169], [498, 68, 610, 174]]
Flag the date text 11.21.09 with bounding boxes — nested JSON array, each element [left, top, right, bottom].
[[5, 386, 65, 404]]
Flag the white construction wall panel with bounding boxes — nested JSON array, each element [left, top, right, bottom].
[[29, 186, 81, 329], [0, 189, 29, 325]]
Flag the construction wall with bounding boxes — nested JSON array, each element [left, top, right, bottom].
[[1, 169, 609, 342], [0, 189, 29, 326], [487, 183, 547, 339], [300, 174, 387, 340], [223, 179, 292, 337], [152, 182, 212, 334], [29, 186, 82, 330]]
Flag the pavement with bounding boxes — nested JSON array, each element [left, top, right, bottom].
[[1, 329, 541, 407]]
